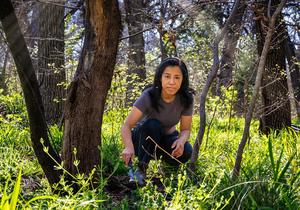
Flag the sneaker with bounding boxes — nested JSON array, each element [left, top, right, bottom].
[[128, 168, 145, 186], [128, 161, 147, 186], [128, 165, 135, 183], [134, 168, 145, 186]]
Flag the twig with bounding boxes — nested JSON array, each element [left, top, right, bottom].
[[35, 0, 79, 9], [146, 136, 183, 165]]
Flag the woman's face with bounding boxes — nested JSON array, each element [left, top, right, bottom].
[[161, 66, 183, 97]]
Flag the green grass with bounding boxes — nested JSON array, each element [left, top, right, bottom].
[[0, 94, 299, 209]]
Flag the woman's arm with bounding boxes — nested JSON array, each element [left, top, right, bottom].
[[178, 115, 192, 142], [171, 115, 192, 158], [121, 106, 143, 165]]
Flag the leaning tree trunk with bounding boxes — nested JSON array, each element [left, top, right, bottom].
[[37, 0, 66, 124], [124, 0, 146, 107], [62, 0, 121, 176], [255, 0, 291, 135], [0, 0, 62, 186], [232, 0, 287, 179], [216, 1, 247, 96]]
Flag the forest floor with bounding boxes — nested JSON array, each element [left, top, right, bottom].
[[0, 96, 299, 209]]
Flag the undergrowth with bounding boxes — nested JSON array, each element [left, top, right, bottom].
[[0, 92, 299, 209]]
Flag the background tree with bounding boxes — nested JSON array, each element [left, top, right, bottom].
[[232, 0, 287, 179], [216, 1, 247, 96], [284, 28, 300, 119], [0, 45, 9, 94], [254, 0, 291, 134], [37, 0, 66, 124], [144, 0, 183, 61], [0, 0, 62, 186], [124, 0, 146, 106]]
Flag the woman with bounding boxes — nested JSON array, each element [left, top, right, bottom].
[[121, 57, 194, 185]]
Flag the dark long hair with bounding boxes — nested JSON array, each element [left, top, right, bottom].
[[148, 57, 194, 112]]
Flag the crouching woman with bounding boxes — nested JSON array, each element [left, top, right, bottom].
[[121, 57, 194, 184]]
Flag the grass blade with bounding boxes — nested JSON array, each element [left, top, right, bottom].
[[0, 180, 9, 208], [24, 195, 56, 208], [268, 138, 276, 179], [10, 168, 22, 209], [278, 152, 296, 183], [275, 147, 284, 181]]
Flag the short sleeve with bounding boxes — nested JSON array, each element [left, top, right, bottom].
[[181, 97, 194, 116], [133, 90, 151, 114]]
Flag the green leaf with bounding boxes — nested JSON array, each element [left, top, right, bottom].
[[275, 147, 284, 181], [24, 195, 56, 208], [268, 138, 276, 178], [277, 152, 296, 183], [0, 180, 9, 208], [10, 168, 22, 209]]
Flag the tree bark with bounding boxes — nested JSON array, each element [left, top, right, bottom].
[[235, 79, 246, 115], [37, 0, 66, 124], [62, 0, 121, 176], [0, 0, 62, 186], [0, 49, 9, 94], [216, 1, 247, 95], [232, 0, 287, 179], [255, 0, 291, 135], [124, 0, 146, 107]]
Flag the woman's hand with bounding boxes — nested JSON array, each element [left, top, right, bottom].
[[121, 146, 134, 166], [171, 139, 185, 158]]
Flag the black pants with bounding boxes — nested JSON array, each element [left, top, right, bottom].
[[132, 119, 193, 166]]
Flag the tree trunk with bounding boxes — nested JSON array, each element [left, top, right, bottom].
[[124, 0, 146, 107], [235, 79, 246, 116], [159, 29, 168, 61], [62, 0, 121, 176], [216, 1, 247, 95], [232, 0, 287, 179], [284, 32, 300, 119], [37, 0, 66, 124], [0, 49, 9, 94], [255, 0, 291, 135], [0, 0, 62, 186], [234, 60, 258, 116], [286, 60, 297, 117], [28, 2, 40, 78], [158, 1, 168, 61]]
